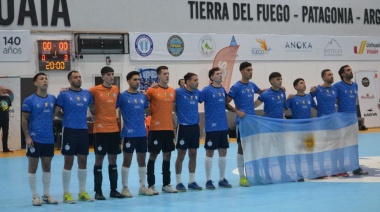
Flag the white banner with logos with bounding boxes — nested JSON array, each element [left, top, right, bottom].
[[0, 30, 31, 61], [0, 77, 21, 149], [356, 71, 380, 128], [130, 32, 380, 61]]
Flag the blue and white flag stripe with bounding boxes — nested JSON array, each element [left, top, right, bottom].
[[239, 113, 359, 185]]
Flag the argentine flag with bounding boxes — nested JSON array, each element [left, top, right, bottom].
[[239, 113, 359, 185]]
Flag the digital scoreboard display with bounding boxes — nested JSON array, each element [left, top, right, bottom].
[[37, 40, 70, 71]]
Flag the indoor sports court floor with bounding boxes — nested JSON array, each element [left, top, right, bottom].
[[1, 130, 380, 211]]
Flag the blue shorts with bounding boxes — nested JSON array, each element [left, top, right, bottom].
[[123, 136, 147, 153], [148, 130, 175, 153], [61, 127, 89, 156], [94, 132, 122, 155], [204, 130, 229, 150], [26, 142, 54, 158], [176, 124, 200, 150]]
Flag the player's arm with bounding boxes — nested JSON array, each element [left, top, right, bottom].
[[254, 99, 263, 108], [21, 112, 33, 148], [226, 95, 245, 118], [89, 104, 95, 115], [54, 105, 63, 118], [258, 88, 266, 94]]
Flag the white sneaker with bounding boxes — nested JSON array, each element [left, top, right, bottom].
[[121, 187, 133, 198], [139, 186, 154, 196], [42, 194, 58, 204], [149, 186, 159, 195], [32, 195, 42, 206], [162, 185, 178, 193]]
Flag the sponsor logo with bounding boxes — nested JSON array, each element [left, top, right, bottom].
[[362, 77, 370, 87], [285, 41, 313, 52], [354, 40, 379, 55], [252, 38, 272, 56], [324, 39, 342, 56], [167, 35, 184, 57], [360, 93, 375, 99], [198, 35, 215, 57], [364, 108, 377, 117], [135, 34, 153, 57]]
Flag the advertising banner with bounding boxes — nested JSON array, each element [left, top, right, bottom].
[[0, 77, 21, 150], [130, 32, 380, 61], [0, 30, 31, 61], [356, 71, 380, 128]]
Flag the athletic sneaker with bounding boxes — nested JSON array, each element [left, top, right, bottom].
[[218, 178, 232, 188], [78, 191, 94, 202], [42, 194, 58, 204], [239, 177, 250, 187], [63, 192, 75, 204], [162, 185, 178, 193], [188, 182, 203, 190], [176, 183, 187, 192], [32, 194, 42, 206], [149, 186, 159, 195], [110, 190, 125, 198], [353, 168, 369, 175], [139, 186, 154, 196], [95, 192, 106, 200], [121, 187, 133, 198], [332, 172, 349, 177], [205, 180, 216, 190]]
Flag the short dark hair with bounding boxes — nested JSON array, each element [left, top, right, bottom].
[[293, 78, 304, 88], [338, 65, 349, 80], [321, 69, 331, 78], [269, 72, 281, 81], [127, 71, 139, 81], [239, 61, 252, 71], [208, 67, 220, 81], [156, 66, 169, 75], [33, 73, 46, 82], [101, 66, 114, 76], [183, 73, 197, 84], [178, 79, 184, 86], [67, 70, 79, 80]]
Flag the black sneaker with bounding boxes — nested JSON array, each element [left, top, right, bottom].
[[297, 178, 305, 182], [3, 149, 13, 153], [353, 168, 369, 175], [110, 190, 125, 198], [95, 192, 106, 200]]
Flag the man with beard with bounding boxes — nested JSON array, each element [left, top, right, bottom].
[[333, 65, 368, 176]]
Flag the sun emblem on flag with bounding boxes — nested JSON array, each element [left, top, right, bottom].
[[303, 133, 315, 152]]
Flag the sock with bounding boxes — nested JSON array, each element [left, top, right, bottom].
[[42, 172, 51, 196], [62, 169, 71, 193], [147, 159, 155, 187], [205, 157, 213, 181], [237, 154, 245, 177], [121, 167, 129, 188], [219, 157, 226, 181], [189, 173, 195, 184], [28, 173, 37, 196], [78, 169, 87, 193], [93, 166, 102, 192], [138, 167, 146, 187], [162, 160, 170, 186], [176, 174, 182, 184], [109, 165, 118, 191]]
